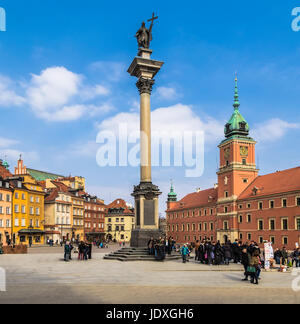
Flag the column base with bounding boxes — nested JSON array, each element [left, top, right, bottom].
[[130, 229, 165, 248], [132, 182, 162, 228]]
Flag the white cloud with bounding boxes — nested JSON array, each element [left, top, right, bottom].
[[24, 66, 113, 122], [98, 103, 224, 145], [27, 66, 82, 110], [80, 84, 110, 101], [0, 75, 25, 107], [156, 86, 179, 100], [252, 118, 300, 143], [0, 137, 19, 148]]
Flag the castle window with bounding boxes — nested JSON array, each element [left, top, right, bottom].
[[296, 218, 300, 231], [282, 199, 287, 208], [258, 220, 263, 230], [239, 215, 243, 223], [259, 236, 264, 244], [282, 237, 288, 245], [247, 214, 251, 223], [247, 203, 251, 209], [224, 206, 228, 213], [259, 202, 263, 210], [282, 218, 288, 230], [296, 197, 300, 206], [226, 161, 229, 166], [270, 236, 275, 244], [243, 179, 249, 184], [223, 221, 229, 230], [247, 233, 252, 240], [225, 191, 229, 198], [270, 201, 275, 209], [239, 233, 243, 240], [242, 159, 246, 165], [270, 219, 275, 230]]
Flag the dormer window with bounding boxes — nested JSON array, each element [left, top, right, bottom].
[[17, 181, 22, 188], [239, 122, 246, 131]]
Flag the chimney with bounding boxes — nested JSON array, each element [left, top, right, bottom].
[[214, 183, 218, 189], [196, 188, 201, 193]]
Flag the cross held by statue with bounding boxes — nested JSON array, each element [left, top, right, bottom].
[[148, 13, 158, 25]]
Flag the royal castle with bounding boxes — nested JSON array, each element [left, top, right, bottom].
[[166, 77, 300, 250]]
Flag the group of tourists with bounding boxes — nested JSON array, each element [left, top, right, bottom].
[[193, 239, 260, 266], [274, 247, 300, 267], [63, 241, 92, 262], [147, 237, 176, 261]]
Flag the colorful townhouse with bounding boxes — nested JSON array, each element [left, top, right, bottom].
[[166, 78, 300, 250], [105, 199, 135, 243], [0, 160, 13, 246], [44, 181, 73, 243], [81, 193, 106, 241], [11, 174, 45, 246]]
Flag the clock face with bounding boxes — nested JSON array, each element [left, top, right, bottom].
[[224, 148, 230, 159], [240, 146, 248, 156]]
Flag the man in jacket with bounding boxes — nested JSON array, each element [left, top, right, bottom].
[[64, 241, 71, 262], [241, 248, 250, 281]]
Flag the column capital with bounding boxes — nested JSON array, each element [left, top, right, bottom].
[[136, 77, 155, 95]]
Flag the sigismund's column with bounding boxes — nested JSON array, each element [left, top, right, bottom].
[[128, 15, 164, 247]]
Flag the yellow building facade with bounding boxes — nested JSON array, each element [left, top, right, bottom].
[[105, 199, 135, 243], [12, 175, 45, 246], [71, 191, 85, 241]]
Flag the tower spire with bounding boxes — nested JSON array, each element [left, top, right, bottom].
[[168, 179, 177, 202], [233, 73, 240, 110]]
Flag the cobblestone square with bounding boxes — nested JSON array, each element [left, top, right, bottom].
[[0, 246, 299, 304]]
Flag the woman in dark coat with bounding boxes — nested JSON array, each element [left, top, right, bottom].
[[223, 243, 232, 265]]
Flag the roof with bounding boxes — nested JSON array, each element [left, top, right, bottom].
[[45, 188, 59, 202], [51, 181, 71, 193], [238, 166, 300, 200], [107, 199, 134, 214], [168, 187, 218, 211], [27, 168, 64, 181], [0, 163, 13, 179]]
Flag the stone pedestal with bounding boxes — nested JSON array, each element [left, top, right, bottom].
[[130, 229, 164, 248], [130, 182, 162, 247]]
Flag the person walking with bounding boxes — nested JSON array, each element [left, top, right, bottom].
[[249, 250, 260, 285], [194, 240, 200, 262], [274, 248, 282, 265], [64, 241, 71, 262], [241, 248, 250, 281], [281, 247, 288, 265], [181, 244, 190, 263], [223, 243, 232, 265]]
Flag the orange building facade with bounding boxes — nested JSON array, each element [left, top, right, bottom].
[[166, 78, 300, 250]]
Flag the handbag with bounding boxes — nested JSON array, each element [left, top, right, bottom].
[[247, 266, 256, 273]]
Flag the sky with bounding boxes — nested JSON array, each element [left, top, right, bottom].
[[1, 0, 300, 214]]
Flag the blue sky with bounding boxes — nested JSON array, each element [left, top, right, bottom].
[[1, 0, 300, 213]]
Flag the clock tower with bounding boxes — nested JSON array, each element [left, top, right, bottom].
[[216, 76, 259, 243]]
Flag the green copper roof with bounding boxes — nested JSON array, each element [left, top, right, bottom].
[[27, 168, 64, 181], [224, 76, 249, 138], [2, 160, 9, 169], [168, 181, 177, 202]]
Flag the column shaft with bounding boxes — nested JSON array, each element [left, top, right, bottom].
[[140, 92, 152, 183]]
